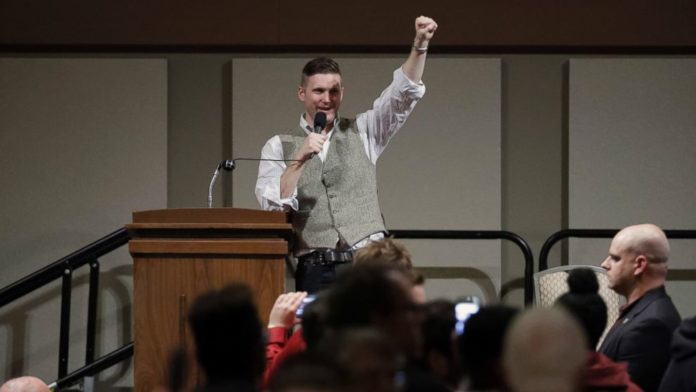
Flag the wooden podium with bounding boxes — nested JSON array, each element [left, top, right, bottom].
[[127, 208, 291, 392]]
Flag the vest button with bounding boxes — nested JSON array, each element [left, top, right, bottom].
[[332, 210, 338, 214]]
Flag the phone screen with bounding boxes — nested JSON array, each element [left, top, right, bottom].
[[295, 294, 317, 318], [454, 297, 480, 335]]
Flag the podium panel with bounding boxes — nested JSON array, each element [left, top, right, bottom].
[[128, 208, 291, 392]]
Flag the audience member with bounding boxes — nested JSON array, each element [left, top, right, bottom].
[[416, 299, 460, 391], [324, 264, 423, 359], [503, 307, 587, 392], [267, 351, 351, 392], [599, 224, 681, 392], [0, 377, 50, 392], [263, 292, 328, 388], [266, 291, 308, 371], [324, 328, 403, 392], [658, 315, 696, 392], [353, 237, 414, 269], [556, 268, 642, 392], [187, 283, 265, 392], [457, 305, 518, 391], [323, 264, 447, 392], [354, 237, 427, 303]]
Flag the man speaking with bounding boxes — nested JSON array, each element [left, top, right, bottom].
[[255, 16, 438, 293]]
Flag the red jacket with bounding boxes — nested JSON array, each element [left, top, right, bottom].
[[263, 327, 307, 388], [585, 351, 643, 392]]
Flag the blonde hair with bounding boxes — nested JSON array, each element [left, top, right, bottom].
[[354, 238, 413, 270]]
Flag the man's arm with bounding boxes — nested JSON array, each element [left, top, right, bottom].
[[356, 16, 437, 162], [279, 132, 326, 198], [401, 15, 438, 84]]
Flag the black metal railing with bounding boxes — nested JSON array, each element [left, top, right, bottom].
[[390, 230, 534, 305], [0, 227, 131, 389], [538, 229, 696, 271], [1, 226, 535, 390], [48, 343, 134, 391]]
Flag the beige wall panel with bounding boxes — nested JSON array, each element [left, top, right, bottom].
[[568, 58, 696, 317], [0, 58, 167, 388]]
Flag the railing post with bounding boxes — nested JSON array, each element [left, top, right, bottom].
[[84, 258, 100, 392], [58, 265, 73, 379]]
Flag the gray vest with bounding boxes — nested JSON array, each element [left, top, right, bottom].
[[280, 118, 385, 250]]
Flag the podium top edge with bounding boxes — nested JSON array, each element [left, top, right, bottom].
[[131, 208, 290, 225]]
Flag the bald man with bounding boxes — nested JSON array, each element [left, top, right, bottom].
[[503, 307, 587, 392], [0, 377, 51, 392], [599, 223, 681, 392]]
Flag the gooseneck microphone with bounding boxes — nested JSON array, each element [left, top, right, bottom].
[[207, 157, 300, 208], [313, 112, 327, 133]]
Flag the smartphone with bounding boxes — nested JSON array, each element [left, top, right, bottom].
[[295, 294, 317, 318], [454, 296, 480, 335]]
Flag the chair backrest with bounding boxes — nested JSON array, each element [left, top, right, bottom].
[[534, 265, 624, 349]]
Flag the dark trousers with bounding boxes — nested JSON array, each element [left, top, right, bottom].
[[295, 261, 352, 294]]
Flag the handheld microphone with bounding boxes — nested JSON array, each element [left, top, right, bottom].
[[313, 112, 327, 133], [308, 112, 327, 160]]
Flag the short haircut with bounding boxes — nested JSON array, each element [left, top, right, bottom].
[[354, 238, 414, 270], [187, 283, 264, 384], [555, 268, 608, 348], [503, 307, 587, 392], [301, 57, 341, 86]]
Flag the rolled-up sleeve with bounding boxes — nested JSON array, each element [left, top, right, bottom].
[[255, 135, 298, 211]]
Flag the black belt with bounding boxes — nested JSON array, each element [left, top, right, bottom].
[[298, 249, 353, 266]]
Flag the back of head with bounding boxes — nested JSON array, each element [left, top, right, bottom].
[[353, 238, 413, 270], [301, 292, 329, 351], [324, 264, 411, 329], [324, 264, 421, 359], [458, 305, 519, 390], [503, 307, 587, 392], [322, 328, 402, 392], [555, 268, 608, 349], [188, 282, 264, 384], [0, 377, 50, 392], [268, 352, 350, 392], [617, 223, 670, 266], [421, 299, 456, 361]]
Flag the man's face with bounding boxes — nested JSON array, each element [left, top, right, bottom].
[[601, 235, 637, 296], [298, 72, 343, 127]]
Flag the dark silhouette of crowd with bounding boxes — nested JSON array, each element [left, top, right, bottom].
[[145, 225, 693, 392]]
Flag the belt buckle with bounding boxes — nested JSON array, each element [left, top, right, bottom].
[[317, 250, 328, 265]]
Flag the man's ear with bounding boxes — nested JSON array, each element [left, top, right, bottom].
[[634, 255, 648, 276], [298, 85, 306, 102]]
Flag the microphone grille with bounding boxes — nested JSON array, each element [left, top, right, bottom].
[[313, 112, 327, 129], [222, 160, 235, 171]]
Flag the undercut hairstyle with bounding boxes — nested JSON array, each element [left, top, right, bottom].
[[555, 268, 608, 349], [301, 57, 341, 86], [187, 283, 265, 384]]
